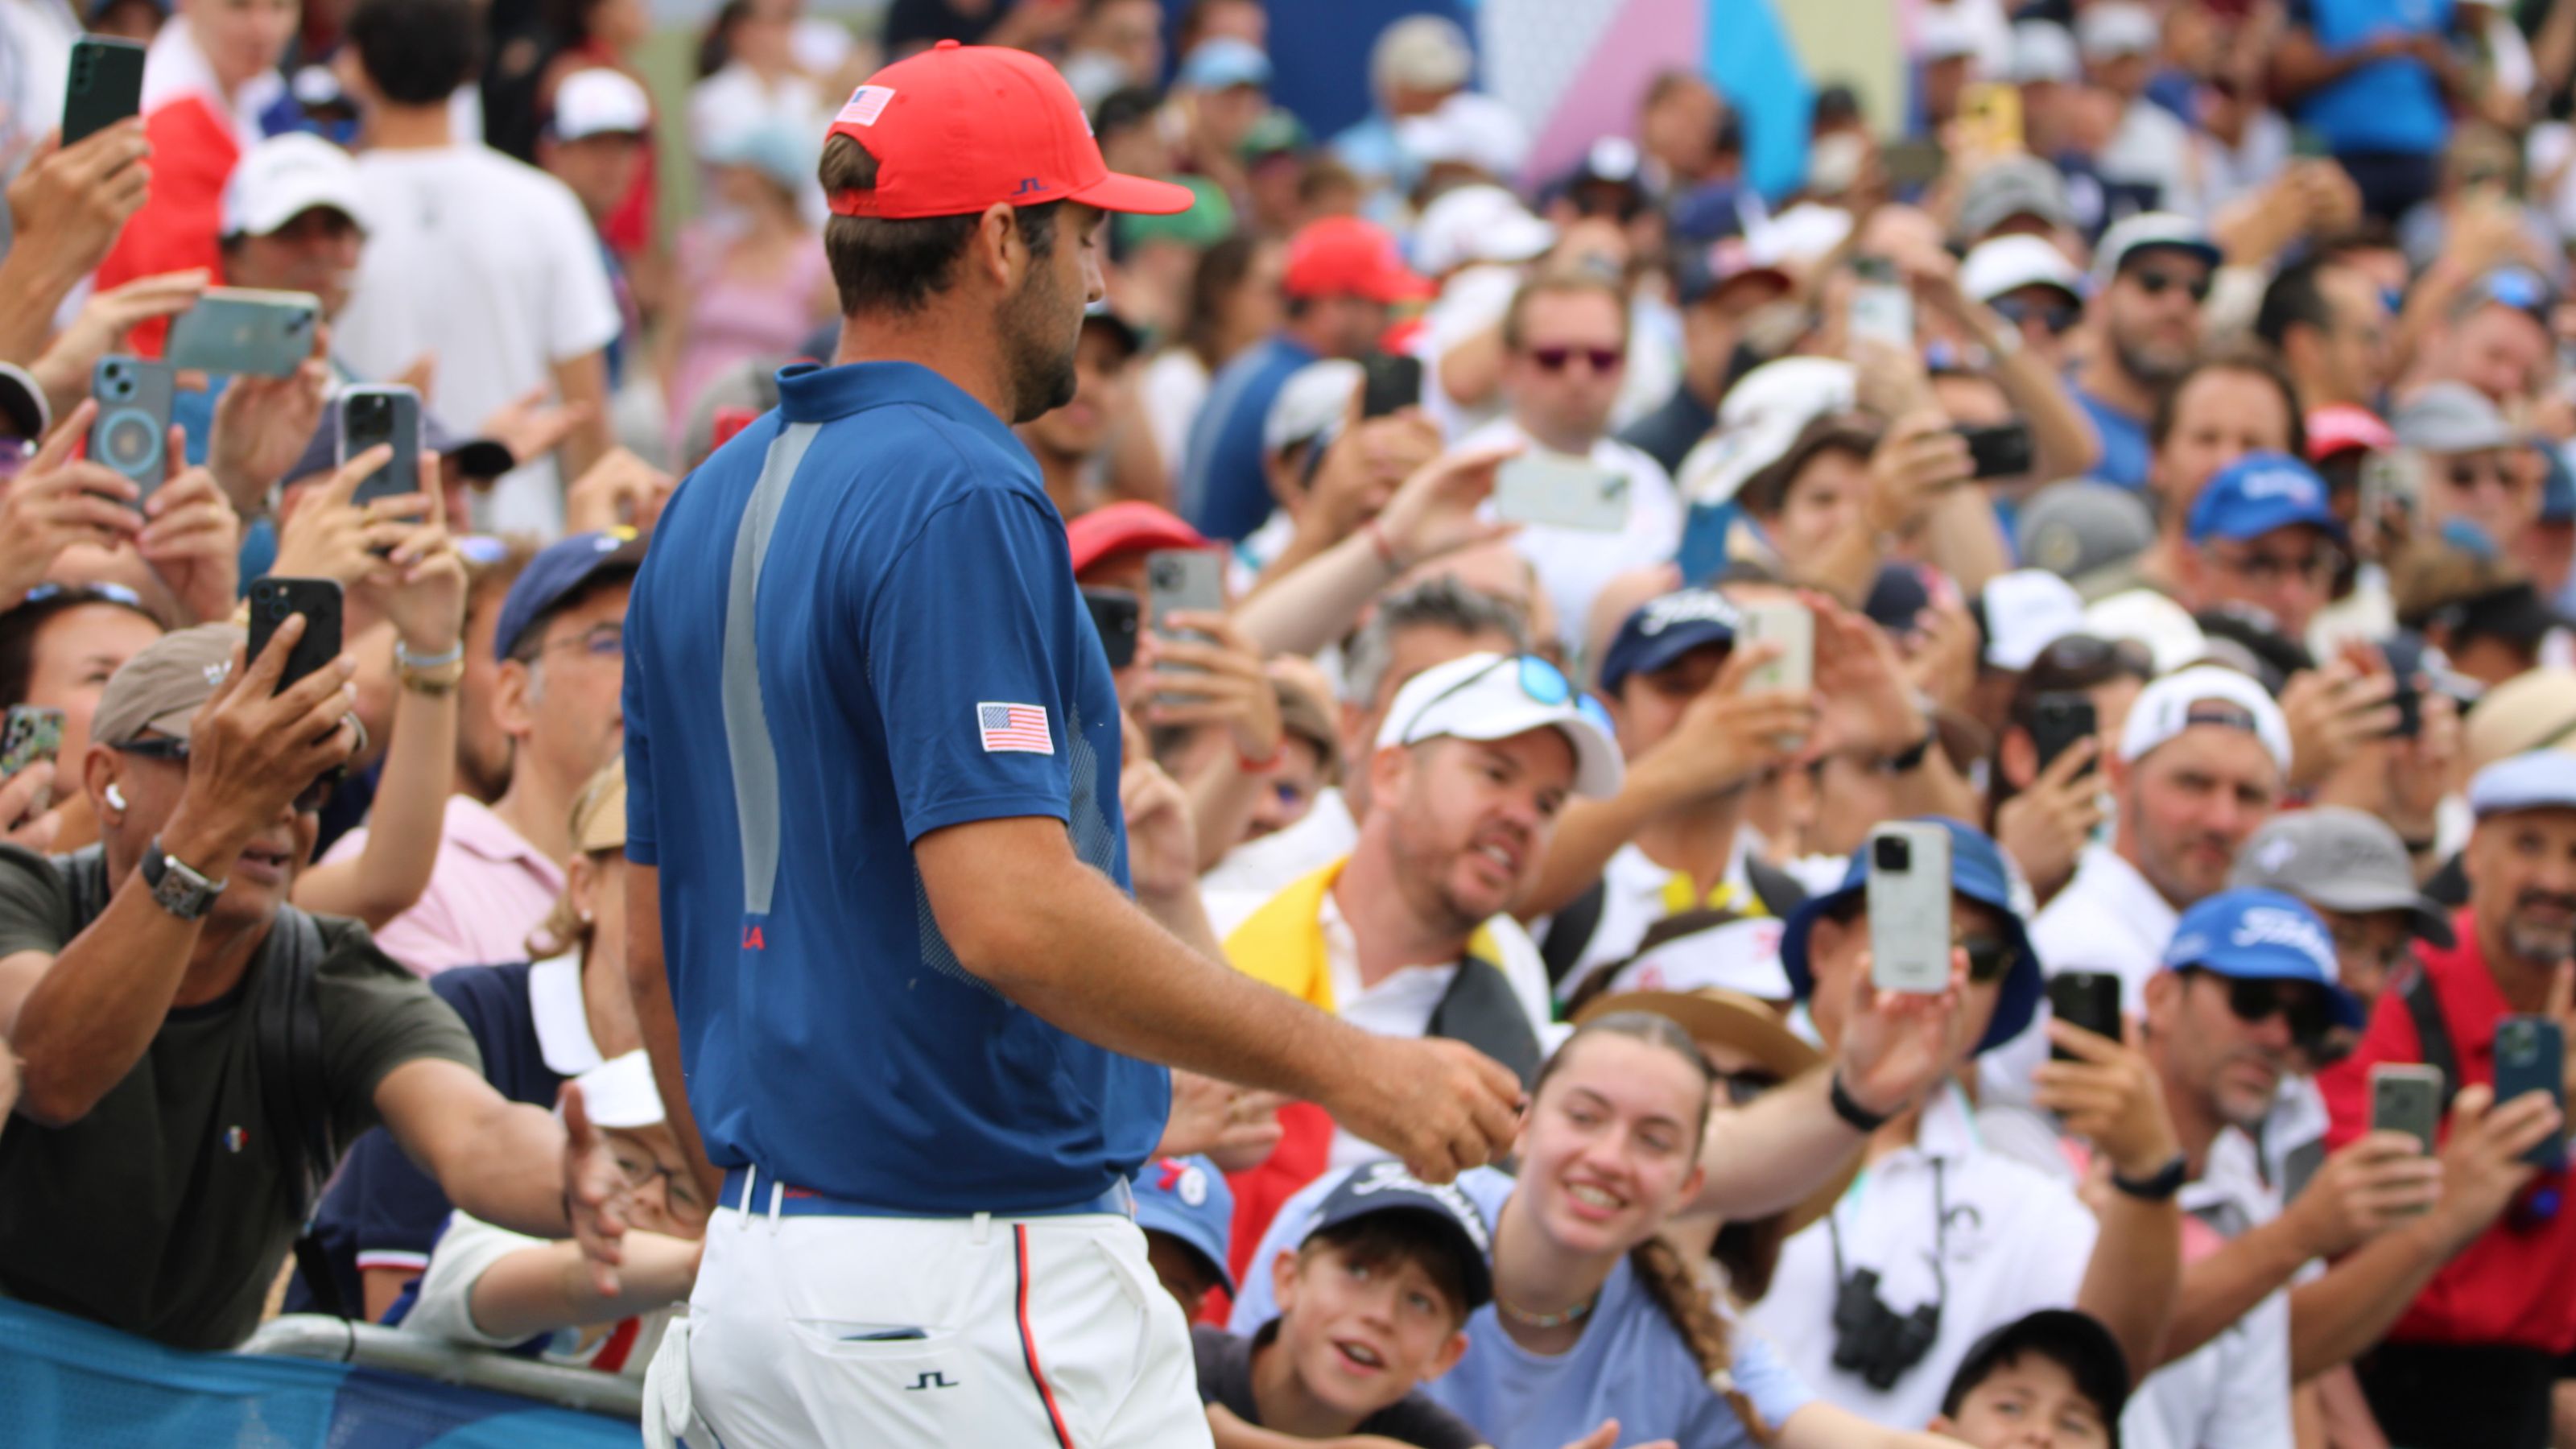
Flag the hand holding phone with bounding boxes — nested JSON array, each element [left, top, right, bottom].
[[63, 37, 146, 145], [1, 706, 64, 819], [2368, 1063, 2444, 1160], [1868, 823, 1954, 993], [1492, 454, 1632, 533], [2494, 1016, 2567, 1169], [89, 356, 175, 501], [2046, 972, 2122, 1061], [165, 289, 324, 378], [246, 577, 345, 696], [337, 385, 423, 508], [2029, 693, 2098, 781]]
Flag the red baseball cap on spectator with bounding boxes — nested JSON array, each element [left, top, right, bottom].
[[826, 41, 1195, 219], [2306, 404, 2395, 462], [1067, 502, 1209, 574], [1283, 217, 1433, 303]]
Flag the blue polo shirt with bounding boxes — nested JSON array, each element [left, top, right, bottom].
[[622, 360, 1166, 1216], [1178, 333, 1316, 542], [2289, 0, 2452, 157], [2074, 386, 2152, 492]]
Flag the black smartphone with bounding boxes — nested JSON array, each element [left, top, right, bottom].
[[246, 578, 345, 695], [2048, 972, 2123, 1061], [1083, 586, 1140, 671], [2028, 692, 2098, 779], [1959, 421, 2035, 481], [62, 37, 146, 145], [1359, 353, 1424, 419], [337, 384, 423, 508], [2496, 1016, 2567, 1169]]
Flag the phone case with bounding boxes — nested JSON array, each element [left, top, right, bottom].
[[2047, 972, 2122, 1059], [1740, 603, 1814, 695], [2495, 1017, 2567, 1169], [1492, 456, 1633, 534], [1847, 284, 1914, 349], [1083, 587, 1140, 671], [2030, 694, 2098, 778], [164, 289, 322, 379], [246, 578, 345, 695], [1, 706, 64, 778], [1144, 549, 1224, 636], [62, 38, 146, 145], [337, 385, 423, 507], [2368, 1064, 2444, 1162], [89, 356, 175, 497], [1360, 353, 1424, 419], [1868, 823, 1954, 993]]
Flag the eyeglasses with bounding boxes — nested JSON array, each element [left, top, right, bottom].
[[1959, 932, 2016, 984], [526, 622, 624, 663], [2181, 967, 2336, 1050], [1399, 654, 1616, 747], [2128, 267, 2211, 303], [2204, 542, 2345, 586], [1528, 345, 1624, 374], [1992, 295, 2082, 336], [2326, 920, 2413, 980], [113, 736, 345, 815], [2442, 457, 2525, 493], [613, 1150, 705, 1214]]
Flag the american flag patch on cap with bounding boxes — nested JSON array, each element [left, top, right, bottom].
[[978, 702, 1053, 754]]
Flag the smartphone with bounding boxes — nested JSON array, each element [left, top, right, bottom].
[[62, 37, 146, 145], [2047, 971, 2122, 1061], [2496, 1016, 2567, 1169], [245, 577, 345, 696], [2291, 126, 2331, 160], [1492, 454, 1633, 533], [1740, 601, 1814, 696], [2388, 672, 2422, 739], [89, 355, 175, 499], [1881, 137, 1945, 188], [1847, 257, 1913, 350], [1867, 823, 1955, 993], [1359, 353, 1423, 419], [163, 289, 323, 378], [1959, 422, 2034, 481], [2368, 1063, 2445, 1162], [2029, 692, 2098, 780], [336, 384, 422, 508], [1956, 82, 2024, 157], [0, 705, 64, 817], [1083, 586, 1141, 671]]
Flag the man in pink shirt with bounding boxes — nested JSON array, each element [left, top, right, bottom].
[[329, 530, 643, 974]]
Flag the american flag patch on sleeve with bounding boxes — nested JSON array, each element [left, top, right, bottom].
[[977, 702, 1054, 754]]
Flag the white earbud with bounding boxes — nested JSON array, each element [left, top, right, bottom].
[[104, 783, 126, 811]]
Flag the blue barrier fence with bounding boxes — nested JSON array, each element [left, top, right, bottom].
[[0, 1298, 640, 1447]]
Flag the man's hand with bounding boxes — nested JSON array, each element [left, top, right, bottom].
[[1323, 1036, 1523, 1183], [1813, 593, 1930, 758], [2034, 1017, 2184, 1180], [368, 510, 467, 658], [1157, 1068, 1287, 1167], [2285, 1130, 2446, 1260], [1117, 743, 1201, 902], [29, 270, 208, 415], [561, 447, 674, 535], [2426, 1082, 2563, 1251], [2281, 660, 2398, 792], [269, 445, 422, 588], [559, 1079, 631, 1296], [4, 122, 150, 282], [137, 455, 243, 625], [1835, 949, 1977, 1118], [1302, 404, 1444, 544], [477, 384, 592, 472], [0, 762, 62, 853], [1864, 410, 1971, 538], [1367, 439, 1521, 571], [1995, 741, 2104, 901], [1143, 612, 1283, 768], [1624, 640, 1811, 806], [158, 626, 360, 868], [1904, 595, 1980, 716], [0, 402, 142, 605], [207, 353, 331, 511]]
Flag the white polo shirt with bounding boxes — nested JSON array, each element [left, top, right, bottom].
[[1748, 1085, 2100, 1431], [1982, 844, 2181, 1105], [1459, 417, 1684, 657], [1200, 786, 1358, 901], [1558, 840, 1767, 998], [2121, 1129, 2294, 1449]]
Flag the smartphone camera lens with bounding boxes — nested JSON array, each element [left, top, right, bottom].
[[1873, 836, 1911, 872]]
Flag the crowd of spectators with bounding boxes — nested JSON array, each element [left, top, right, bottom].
[[6, 0, 2576, 1444]]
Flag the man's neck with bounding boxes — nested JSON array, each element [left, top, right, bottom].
[[1633, 796, 1744, 895], [171, 914, 276, 1009], [2475, 920, 2562, 1013], [1278, 318, 1335, 360], [1248, 1328, 1368, 1438], [365, 102, 456, 152], [2152, 1045, 2225, 1176], [2074, 349, 2157, 420], [1515, 408, 1599, 460], [2290, 364, 2352, 414], [1331, 844, 1476, 991], [492, 762, 578, 867], [836, 310, 1014, 424], [2111, 832, 2186, 910]]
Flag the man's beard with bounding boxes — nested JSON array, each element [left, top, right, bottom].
[[2112, 329, 2191, 386], [1002, 266, 1080, 424]]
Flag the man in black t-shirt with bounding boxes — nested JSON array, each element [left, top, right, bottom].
[[0, 624, 626, 1350]]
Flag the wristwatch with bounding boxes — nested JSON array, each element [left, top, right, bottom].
[[395, 638, 466, 697], [139, 836, 226, 921], [2112, 1153, 2190, 1203]]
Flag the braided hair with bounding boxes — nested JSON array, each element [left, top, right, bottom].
[[1535, 1013, 1771, 1444]]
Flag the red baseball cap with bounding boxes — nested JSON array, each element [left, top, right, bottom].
[[826, 41, 1195, 220], [1067, 502, 1209, 575], [2306, 403, 2396, 462], [1283, 217, 1432, 303]]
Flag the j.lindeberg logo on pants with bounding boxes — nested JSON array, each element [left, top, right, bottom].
[[904, 1371, 959, 1391]]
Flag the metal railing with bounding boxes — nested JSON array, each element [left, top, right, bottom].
[[242, 1315, 644, 1422]]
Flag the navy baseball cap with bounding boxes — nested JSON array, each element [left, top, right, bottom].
[[1132, 1154, 1236, 1295], [492, 528, 648, 662], [1781, 816, 2041, 1053], [2161, 887, 2363, 1029], [1598, 588, 1741, 696], [2186, 452, 2347, 547], [1306, 1160, 1495, 1310]]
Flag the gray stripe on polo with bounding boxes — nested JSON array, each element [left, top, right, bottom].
[[722, 421, 818, 914]]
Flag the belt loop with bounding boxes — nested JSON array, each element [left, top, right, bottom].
[[972, 1211, 992, 1246], [737, 1165, 758, 1230]]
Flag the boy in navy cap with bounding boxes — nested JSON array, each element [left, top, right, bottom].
[[1931, 1309, 2129, 1448], [1747, 817, 2184, 1430], [2174, 451, 2347, 642], [1192, 1162, 1492, 1448]]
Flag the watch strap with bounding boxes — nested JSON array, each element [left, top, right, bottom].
[[2112, 1153, 2190, 1202]]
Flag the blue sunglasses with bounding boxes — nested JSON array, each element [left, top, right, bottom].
[[1401, 654, 1614, 745]]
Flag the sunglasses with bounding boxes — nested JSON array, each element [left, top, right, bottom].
[[1960, 932, 2016, 985], [2443, 457, 2524, 492], [114, 736, 345, 815], [2128, 268, 2211, 303], [2205, 543, 2345, 585], [1992, 295, 2082, 335], [1399, 654, 1616, 746], [19, 580, 147, 611], [1528, 345, 1624, 374], [2181, 966, 2336, 1050]]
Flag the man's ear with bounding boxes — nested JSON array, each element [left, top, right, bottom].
[[1368, 742, 1411, 807], [969, 203, 1021, 292], [82, 744, 120, 820], [493, 658, 537, 741]]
